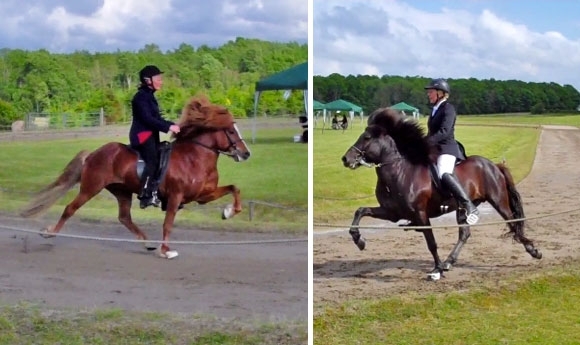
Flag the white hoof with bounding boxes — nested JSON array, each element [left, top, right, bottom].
[[40, 226, 56, 239], [158, 249, 179, 259], [427, 272, 441, 281], [222, 204, 234, 219]]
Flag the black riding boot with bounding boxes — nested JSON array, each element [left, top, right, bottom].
[[441, 173, 479, 225], [138, 176, 161, 209]]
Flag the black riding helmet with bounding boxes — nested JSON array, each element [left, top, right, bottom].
[[424, 78, 450, 93], [139, 65, 163, 83]]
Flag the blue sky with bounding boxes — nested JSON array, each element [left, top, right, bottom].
[[0, 0, 307, 53], [313, 0, 580, 91]]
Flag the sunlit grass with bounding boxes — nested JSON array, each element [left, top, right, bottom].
[[314, 263, 580, 345], [0, 304, 306, 345]]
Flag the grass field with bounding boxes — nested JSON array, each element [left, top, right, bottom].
[[458, 112, 580, 127], [0, 126, 308, 233], [314, 113, 580, 345], [0, 304, 307, 345], [314, 261, 580, 345]]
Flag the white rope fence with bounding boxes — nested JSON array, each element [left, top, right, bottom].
[[314, 206, 580, 231], [0, 224, 307, 245]]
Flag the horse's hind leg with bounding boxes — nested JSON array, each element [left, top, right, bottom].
[[442, 222, 471, 271], [489, 197, 542, 260], [43, 186, 100, 237], [108, 187, 155, 251]]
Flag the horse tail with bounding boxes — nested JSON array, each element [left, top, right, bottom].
[[496, 163, 532, 245], [20, 150, 91, 218]]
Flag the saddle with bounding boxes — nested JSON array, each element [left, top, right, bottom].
[[126, 141, 173, 189]]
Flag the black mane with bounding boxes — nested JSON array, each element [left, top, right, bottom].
[[368, 107, 438, 165]]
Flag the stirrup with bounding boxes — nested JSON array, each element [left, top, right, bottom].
[[465, 210, 479, 225], [150, 193, 161, 207], [140, 195, 161, 209]]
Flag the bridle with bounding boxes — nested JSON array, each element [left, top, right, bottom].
[[349, 143, 402, 168], [191, 125, 246, 157]]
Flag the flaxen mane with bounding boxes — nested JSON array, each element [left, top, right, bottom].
[[368, 107, 438, 165], [174, 94, 234, 140]]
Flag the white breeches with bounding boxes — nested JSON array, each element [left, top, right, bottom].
[[436, 154, 457, 178]]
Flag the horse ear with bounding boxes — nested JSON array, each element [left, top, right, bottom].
[[190, 100, 203, 111]]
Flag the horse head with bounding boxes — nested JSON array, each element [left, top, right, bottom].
[[174, 95, 251, 162], [342, 124, 395, 169]]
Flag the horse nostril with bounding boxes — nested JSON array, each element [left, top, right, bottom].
[[341, 156, 347, 163]]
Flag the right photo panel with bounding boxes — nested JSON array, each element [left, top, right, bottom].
[[312, 1, 580, 344]]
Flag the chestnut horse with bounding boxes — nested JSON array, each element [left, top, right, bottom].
[[20, 95, 251, 259], [341, 108, 542, 280]]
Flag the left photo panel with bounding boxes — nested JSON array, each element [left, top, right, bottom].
[[0, 1, 309, 344]]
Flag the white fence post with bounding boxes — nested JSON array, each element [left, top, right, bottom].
[[100, 107, 105, 126]]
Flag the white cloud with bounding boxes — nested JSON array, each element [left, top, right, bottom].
[[0, 0, 307, 52], [314, 1, 580, 90]]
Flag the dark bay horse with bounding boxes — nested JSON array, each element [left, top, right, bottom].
[[20, 95, 251, 259], [341, 108, 542, 280]]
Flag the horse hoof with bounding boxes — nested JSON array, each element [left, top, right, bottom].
[[427, 271, 441, 281], [158, 249, 179, 259], [441, 262, 452, 271], [222, 204, 234, 220], [143, 242, 156, 251], [356, 238, 366, 251], [534, 250, 543, 260], [39, 227, 56, 239]]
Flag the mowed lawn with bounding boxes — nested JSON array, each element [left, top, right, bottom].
[[0, 126, 308, 233], [314, 263, 580, 345], [314, 113, 580, 345]]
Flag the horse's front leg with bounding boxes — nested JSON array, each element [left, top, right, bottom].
[[349, 206, 392, 251], [158, 195, 182, 259], [420, 222, 444, 281], [197, 185, 241, 219], [442, 223, 471, 271]]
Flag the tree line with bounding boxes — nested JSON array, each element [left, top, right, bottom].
[[314, 74, 580, 115], [0, 38, 307, 126]]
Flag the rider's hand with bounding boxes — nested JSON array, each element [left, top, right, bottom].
[[169, 124, 180, 134]]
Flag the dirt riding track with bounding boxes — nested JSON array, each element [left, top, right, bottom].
[[0, 216, 307, 323], [314, 126, 580, 308]]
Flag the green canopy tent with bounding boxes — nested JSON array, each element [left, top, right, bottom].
[[313, 100, 326, 110], [313, 100, 326, 128], [318, 99, 364, 129], [252, 62, 308, 143], [390, 102, 420, 119]]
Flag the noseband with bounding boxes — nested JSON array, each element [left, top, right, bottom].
[[349, 144, 401, 168], [349, 145, 374, 168], [220, 127, 246, 157], [191, 127, 245, 157]]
